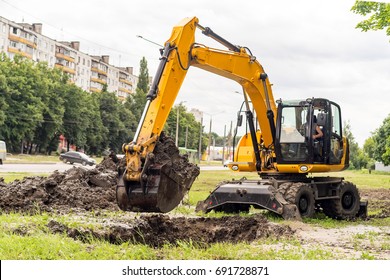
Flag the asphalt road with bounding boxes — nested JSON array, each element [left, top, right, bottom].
[[0, 163, 227, 173], [0, 163, 94, 173]]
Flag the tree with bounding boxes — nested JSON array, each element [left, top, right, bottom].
[[164, 104, 206, 151], [125, 88, 147, 122], [32, 64, 65, 154], [98, 90, 135, 153], [136, 57, 150, 94], [0, 55, 45, 152], [351, 1, 390, 39], [363, 136, 376, 169], [60, 84, 90, 151], [344, 120, 367, 169], [124, 57, 150, 132], [84, 93, 106, 155], [372, 114, 390, 165]]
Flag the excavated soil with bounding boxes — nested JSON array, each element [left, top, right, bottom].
[[46, 214, 294, 247], [0, 157, 119, 213], [360, 188, 390, 218], [0, 133, 389, 249], [0, 133, 200, 214]]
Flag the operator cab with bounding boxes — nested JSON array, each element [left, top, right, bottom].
[[275, 98, 344, 165]]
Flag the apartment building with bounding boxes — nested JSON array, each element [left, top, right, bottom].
[[0, 16, 137, 100]]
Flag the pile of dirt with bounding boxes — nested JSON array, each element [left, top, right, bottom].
[[360, 189, 390, 218], [47, 214, 294, 247], [0, 133, 199, 214], [0, 157, 119, 213]]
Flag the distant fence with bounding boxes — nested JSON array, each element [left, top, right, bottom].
[[375, 162, 390, 172], [178, 147, 199, 164]]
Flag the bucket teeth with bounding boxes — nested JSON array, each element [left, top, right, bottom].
[[281, 204, 302, 221]]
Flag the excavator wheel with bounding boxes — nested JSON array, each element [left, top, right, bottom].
[[278, 182, 315, 219], [321, 181, 361, 220]]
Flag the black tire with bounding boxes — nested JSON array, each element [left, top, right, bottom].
[[277, 182, 294, 197], [321, 181, 360, 220], [284, 183, 315, 218]]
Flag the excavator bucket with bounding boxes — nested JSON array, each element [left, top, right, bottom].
[[117, 135, 200, 213]]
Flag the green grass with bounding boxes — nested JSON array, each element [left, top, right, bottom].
[[0, 172, 49, 183], [0, 212, 342, 260], [0, 169, 389, 260], [314, 170, 390, 189], [5, 154, 103, 164]]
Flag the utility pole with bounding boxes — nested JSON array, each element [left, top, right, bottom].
[[175, 101, 186, 147], [222, 124, 226, 164], [207, 117, 212, 163], [185, 126, 188, 149], [198, 116, 203, 161], [175, 106, 179, 146]]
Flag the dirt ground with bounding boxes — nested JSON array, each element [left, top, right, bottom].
[[46, 214, 294, 248], [0, 151, 389, 258]]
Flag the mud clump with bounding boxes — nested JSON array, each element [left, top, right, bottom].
[[360, 188, 390, 219], [152, 132, 200, 190], [0, 133, 199, 214], [0, 157, 119, 213], [47, 214, 294, 247]]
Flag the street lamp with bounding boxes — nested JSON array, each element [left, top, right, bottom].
[[203, 111, 224, 162], [136, 35, 163, 47]]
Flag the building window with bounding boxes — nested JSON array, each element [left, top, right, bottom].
[[12, 27, 17, 34]]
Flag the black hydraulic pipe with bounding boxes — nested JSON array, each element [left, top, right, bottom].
[[146, 43, 173, 100], [133, 43, 173, 142], [260, 73, 276, 145], [196, 23, 241, 53], [246, 110, 262, 171]]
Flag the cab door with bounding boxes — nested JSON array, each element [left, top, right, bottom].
[[329, 102, 344, 164]]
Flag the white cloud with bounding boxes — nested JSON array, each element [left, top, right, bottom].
[[1, 0, 389, 146]]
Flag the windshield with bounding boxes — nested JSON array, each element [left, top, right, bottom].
[[280, 106, 307, 143], [279, 105, 309, 161]]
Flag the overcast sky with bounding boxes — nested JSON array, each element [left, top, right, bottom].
[[1, 0, 389, 146]]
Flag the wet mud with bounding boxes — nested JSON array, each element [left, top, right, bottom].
[[46, 214, 294, 247], [0, 135, 389, 249], [0, 157, 119, 213]]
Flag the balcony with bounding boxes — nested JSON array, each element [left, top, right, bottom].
[[8, 34, 37, 49], [119, 78, 133, 86], [91, 77, 107, 85], [7, 47, 33, 59], [118, 87, 132, 94], [91, 67, 107, 76], [55, 52, 75, 63], [90, 87, 102, 93], [55, 64, 76, 75]]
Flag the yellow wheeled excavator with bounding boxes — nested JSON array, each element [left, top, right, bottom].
[[117, 16, 367, 219]]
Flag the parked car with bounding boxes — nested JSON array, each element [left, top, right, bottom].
[[59, 151, 96, 166], [223, 159, 232, 167], [0, 140, 6, 165]]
